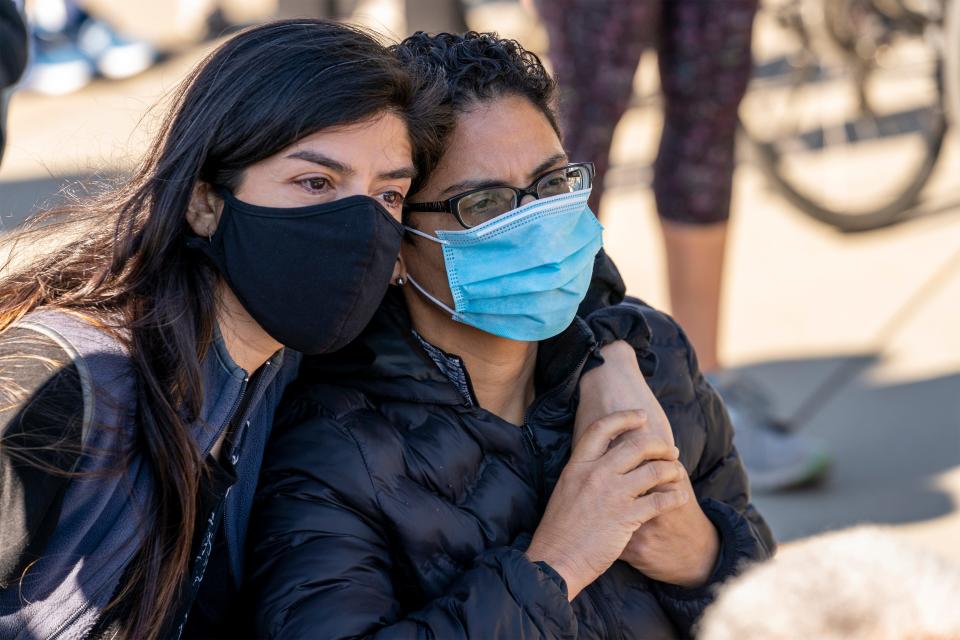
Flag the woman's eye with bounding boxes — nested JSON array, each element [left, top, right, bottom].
[[300, 177, 330, 193], [380, 191, 405, 207], [546, 177, 566, 188]]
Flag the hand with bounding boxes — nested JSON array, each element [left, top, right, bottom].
[[619, 466, 720, 588], [576, 341, 674, 449], [526, 410, 689, 600]]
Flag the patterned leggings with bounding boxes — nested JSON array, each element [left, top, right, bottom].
[[536, 0, 758, 224]]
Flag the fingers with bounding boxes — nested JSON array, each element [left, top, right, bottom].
[[571, 410, 649, 461], [604, 430, 679, 474], [630, 485, 690, 526], [625, 460, 687, 497]]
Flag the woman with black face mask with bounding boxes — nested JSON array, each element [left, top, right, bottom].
[[0, 19, 443, 640]]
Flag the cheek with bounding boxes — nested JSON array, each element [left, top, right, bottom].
[[403, 239, 450, 289]]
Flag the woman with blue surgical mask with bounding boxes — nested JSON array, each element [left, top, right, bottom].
[[248, 32, 774, 640]]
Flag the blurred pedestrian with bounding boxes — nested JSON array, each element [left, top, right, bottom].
[[22, 0, 156, 96], [535, 0, 830, 491], [0, 0, 27, 164]]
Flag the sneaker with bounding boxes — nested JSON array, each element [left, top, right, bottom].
[[706, 371, 831, 492], [21, 33, 93, 96], [76, 17, 155, 81]]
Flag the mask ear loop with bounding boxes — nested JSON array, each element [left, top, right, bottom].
[[406, 275, 457, 317], [404, 226, 449, 245]]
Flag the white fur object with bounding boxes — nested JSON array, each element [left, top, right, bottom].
[[697, 526, 960, 640]]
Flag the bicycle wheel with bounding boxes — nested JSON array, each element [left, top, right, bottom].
[[945, 0, 960, 126], [741, 0, 947, 232]]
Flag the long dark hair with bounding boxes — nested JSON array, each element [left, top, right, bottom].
[[0, 19, 442, 639]]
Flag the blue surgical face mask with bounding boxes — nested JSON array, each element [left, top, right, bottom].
[[404, 189, 603, 341]]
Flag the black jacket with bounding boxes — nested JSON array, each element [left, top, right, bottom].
[[0, 1, 26, 90], [249, 254, 774, 639]]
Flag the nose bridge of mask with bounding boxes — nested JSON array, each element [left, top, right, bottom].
[[440, 189, 592, 244], [402, 189, 592, 244]]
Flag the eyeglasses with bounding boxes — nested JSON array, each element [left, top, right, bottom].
[[404, 162, 594, 228]]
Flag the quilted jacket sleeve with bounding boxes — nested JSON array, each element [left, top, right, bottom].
[[637, 303, 775, 635], [248, 395, 578, 640], [651, 370, 776, 633], [574, 299, 775, 637]]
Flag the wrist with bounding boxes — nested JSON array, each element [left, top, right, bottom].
[[526, 539, 590, 601], [673, 519, 721, 588]]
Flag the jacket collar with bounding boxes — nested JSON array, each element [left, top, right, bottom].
[[300, 288, 598, 425], [195, 325, 286, 453]]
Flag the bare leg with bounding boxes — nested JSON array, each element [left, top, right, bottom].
[[660, 219, 727, 373]]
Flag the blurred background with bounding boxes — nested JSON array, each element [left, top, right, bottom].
[[1, 0, 958, 564]]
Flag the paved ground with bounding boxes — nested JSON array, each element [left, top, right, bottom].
[[1, 1, 958, 563]]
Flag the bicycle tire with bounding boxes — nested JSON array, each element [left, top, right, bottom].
[[748, 97, 946, 232], [743, 0, 948, 233]]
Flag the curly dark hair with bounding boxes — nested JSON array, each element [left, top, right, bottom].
[[392, 30, 560, 187]]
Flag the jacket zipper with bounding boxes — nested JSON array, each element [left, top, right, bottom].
[[203, 374, 249, 457], [521, 419, 546, 512], [175, 362, 274, 639], [525, 348, 592, 430], [219, 362, 272, 554]]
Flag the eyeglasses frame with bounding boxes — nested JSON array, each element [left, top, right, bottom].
[[403, 162, 595, 228]]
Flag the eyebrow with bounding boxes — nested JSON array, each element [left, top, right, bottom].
[[438, 152, 570, 197], [286, 150, 415, 182]]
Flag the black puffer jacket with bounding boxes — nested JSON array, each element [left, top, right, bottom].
[[249, 257, 774, 639]]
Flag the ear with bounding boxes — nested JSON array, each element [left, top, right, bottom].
[[185, 182, 224, 238], [391, 254, 406, 285]]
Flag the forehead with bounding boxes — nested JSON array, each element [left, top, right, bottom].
[[284, 112, 412, 165], [440, 95, 563, 178]]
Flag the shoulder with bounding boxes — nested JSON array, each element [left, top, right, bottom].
[[0, 324, 85, 457], [262, 380, 404, 511], [622, 297, 694, 354], [3, 310, 138, 448], [14, 310, 135, 392], [613, 297, 702, 396]]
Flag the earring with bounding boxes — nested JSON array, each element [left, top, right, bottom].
[[396, 276, 406, 286]]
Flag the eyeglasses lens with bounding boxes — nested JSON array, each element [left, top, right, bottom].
[[457, 188, 518, 227]]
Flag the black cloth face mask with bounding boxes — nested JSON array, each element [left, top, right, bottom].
[[187, 188, 404, 355]]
